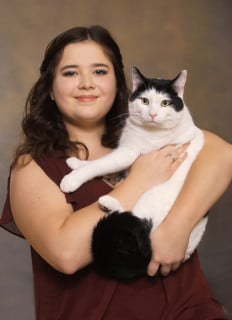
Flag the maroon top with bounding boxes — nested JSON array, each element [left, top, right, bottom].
[[0, 154, 227, 319]]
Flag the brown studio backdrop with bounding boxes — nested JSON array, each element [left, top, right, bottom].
[[0, 0, 231, 319]]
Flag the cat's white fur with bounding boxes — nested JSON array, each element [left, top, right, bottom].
[[60, 69, 207, 260]]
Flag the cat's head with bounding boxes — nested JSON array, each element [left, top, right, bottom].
[[128, 67, 188, 129]]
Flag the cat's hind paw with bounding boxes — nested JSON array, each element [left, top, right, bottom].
[[98, 195, 124, 214], [66, 157, 87, 170]]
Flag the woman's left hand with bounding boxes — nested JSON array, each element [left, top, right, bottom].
[[147, 220, 190, 276]]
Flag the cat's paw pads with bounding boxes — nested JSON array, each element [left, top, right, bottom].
[[60, 172, 81, 193], [98, 195, 124, 214], [66, 157, 86, 170]]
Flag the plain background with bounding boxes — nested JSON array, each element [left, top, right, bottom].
[[0, 0, 231, 319]]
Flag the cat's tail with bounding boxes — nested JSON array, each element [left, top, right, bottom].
[[92, 211, 153, 280]]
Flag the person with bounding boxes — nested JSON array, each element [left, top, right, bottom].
[[0, 25, 231, 320]]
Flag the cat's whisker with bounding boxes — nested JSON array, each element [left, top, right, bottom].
[[108, 113, 131, 130], [110, 112, 142, 130], [110, 113, 130, 120], [128, 113, 141, 118]]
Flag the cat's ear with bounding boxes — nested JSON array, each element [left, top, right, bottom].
[[131, 67, 145, 91], [172, 70, 187, 98]]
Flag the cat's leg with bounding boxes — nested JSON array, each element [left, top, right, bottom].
[[98, 195, 124, 214], [60, 147, 139, 193], [66, 157, 87, 170], [66, 157, 88, 170]]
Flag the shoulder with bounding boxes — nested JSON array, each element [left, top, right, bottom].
[[12, 155, 47, 181], [12, 153, 70, 187], [12, 155, 42, 181], [10, 156, 61, 207], [10, 154, 68, 208]]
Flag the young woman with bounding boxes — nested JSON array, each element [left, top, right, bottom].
[[1, 26, 231, 319]]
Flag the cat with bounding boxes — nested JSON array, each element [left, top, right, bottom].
[[60, 67, 207, 280]]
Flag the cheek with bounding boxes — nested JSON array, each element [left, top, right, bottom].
[[141, 107, 149, 119], [133, 102, 146, 116], [102, 79, 117, 103], [166, 107, 178, 118], [52, 78, 73, 100], [159, 108, 180, 124]]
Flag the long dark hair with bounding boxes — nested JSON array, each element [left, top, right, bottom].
[[13, 26, 129, 166]]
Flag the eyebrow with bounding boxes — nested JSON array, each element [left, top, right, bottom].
[[60, 63, 110, 72]]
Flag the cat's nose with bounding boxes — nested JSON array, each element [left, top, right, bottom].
[[149, 113, 157, 120]]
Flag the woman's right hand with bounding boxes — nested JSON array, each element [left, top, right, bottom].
[[129, 144, 189, 191]]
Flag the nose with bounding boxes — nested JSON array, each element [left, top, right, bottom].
[[78, 73, 95, 90], [149, 112, 157, 120]]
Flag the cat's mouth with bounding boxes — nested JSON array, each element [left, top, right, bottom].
[[146, 118, 162, 125], [145, 119, 175, 129]]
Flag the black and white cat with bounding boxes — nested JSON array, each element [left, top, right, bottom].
[[60, 68, 208, 280]]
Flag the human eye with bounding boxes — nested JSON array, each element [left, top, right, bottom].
[[139, 97, 149, 105], [62, 70, 78, 77], [94, 69, 108, 76]]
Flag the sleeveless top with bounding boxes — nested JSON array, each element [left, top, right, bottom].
[[0, 154, 227, 320]]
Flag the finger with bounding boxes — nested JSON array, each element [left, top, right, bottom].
[[175, 142, 190, 150], [172, 143, 189, 157], [160, 143, 189, 160], [171, 262, 181, 271], [161, 142, 189, 152], [171, 152, 188, 167], [147, 260, 160, 277], [160, 144, 176, 155], [159, 264, 172, 276]]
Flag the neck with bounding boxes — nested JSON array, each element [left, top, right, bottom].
[[65, 122, 112, 160], [65, 119, 104, 140]]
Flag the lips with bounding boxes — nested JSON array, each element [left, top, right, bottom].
[[76, 95, 98, 102]]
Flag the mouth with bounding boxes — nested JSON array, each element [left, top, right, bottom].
[[76, 95, 98, 102]]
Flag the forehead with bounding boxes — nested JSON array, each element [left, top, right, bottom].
[[58, 40, 113, 67], [144, 89, 169, 99]]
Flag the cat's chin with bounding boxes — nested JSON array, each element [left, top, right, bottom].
[[143, 120, 178, 130]]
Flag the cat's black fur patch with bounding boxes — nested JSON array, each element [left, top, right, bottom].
[[92, 212, 153, 280]]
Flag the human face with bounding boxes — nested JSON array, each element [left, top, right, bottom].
[[51, 40, 117, 132]]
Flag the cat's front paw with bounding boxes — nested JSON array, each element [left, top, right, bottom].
[[98, 195, 124, 214], [60, 171, 82, 193], [66, 157, 87, 170]]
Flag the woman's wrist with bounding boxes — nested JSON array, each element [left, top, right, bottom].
[[109, 173, 145, 211]]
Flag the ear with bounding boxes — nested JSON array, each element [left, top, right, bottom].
[[172, 70, 187, 98], [131, 67, 145, 91]]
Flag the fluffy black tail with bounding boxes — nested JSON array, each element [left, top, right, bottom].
[[92, 211, 153, 280]]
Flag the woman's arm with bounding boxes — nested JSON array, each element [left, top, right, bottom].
[[10, 145, 187, 274], [147, 130, 232, 276]]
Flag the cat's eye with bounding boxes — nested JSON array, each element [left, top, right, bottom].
[[140, 97, 149, 105], [161, 100, 171, 107]]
